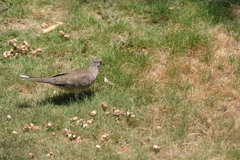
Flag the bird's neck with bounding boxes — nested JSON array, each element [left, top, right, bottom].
[[88, 66, 99, 76]]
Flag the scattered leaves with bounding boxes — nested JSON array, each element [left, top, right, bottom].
[[31, 48, 42, 54], [22, 123, 39, 131], [59, 30, 70, 39], [113, 108, 124, 116]]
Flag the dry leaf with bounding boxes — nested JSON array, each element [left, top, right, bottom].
[[76, 136, 83, 143], [82, 123, 88, 128], [51, 132, 56, 136], [12, 131, 19, 135], [86, 119, 94, 124], [14, 53, 21, 59], [64, 129, 71, 136], [46, 151, 53, 157], [23, 41, 30, 48], [152, 145, 161, 152], [9, 39, 17, 45], [27, 153, 35, 158], [6, 114, 11, 120], [22, 123, 39, 131], [90, 110, 97, 116], [126, 111, 135, 118], [59, 30, 65, 35], [64, 34, 70, 38], [100, 133, 109, 142], [113, 108, 123, 116], [43, 22, 63, 33], [96, 144, 101, 149], [76, 119, 84, 124], [101, 102, 108, 109], [46, 122, 53, 128], [70, 116, 78, 121], [41, 23, 48, 28], [31, 48, 42, 54], [121, 144, 128, 151]]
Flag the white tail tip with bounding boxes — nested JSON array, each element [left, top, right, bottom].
[[20, 75, 30, 79]]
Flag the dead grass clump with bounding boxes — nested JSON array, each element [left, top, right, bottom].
[[210, 25, 240, 57]]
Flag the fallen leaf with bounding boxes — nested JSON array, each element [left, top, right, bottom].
[[43, 22, 63, 33], [46, 151, 53, 157], [70, 116, 78, 121], [126, 111, 135, 118], [64, 129, 71, 136], [51, 132, 56, 136], [121, 144, 128, 151], [113, 108, 124, 116], [9, 39, 17, 45], [76, 136, 83, 143], [86, 119, 94, 124], [46, 122, 53, 128], [59, 30, 65, 35], [101, 102, 108, 109], [27, 153, 35, 158], [14, 53, 21, 59], [76, 119, 84, 124], [90, 110, 97, 116], [6, 114, 11, 120], [152, 145, 161, 152], [82, 123, 88, 128], [31, 48, 42, 54], [100, 133, 109, 142], [96, 144, 101, 149], [64, 34, 70, 38], [41, 23, 48, 28], [12, 131, 19, 135]]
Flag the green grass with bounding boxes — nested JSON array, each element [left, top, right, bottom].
[[1, 0, 240, 159]]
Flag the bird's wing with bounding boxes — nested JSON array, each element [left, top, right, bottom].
[[50, 69, 94, 88]]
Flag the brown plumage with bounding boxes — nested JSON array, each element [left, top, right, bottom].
[[20, 59, 104, 100]]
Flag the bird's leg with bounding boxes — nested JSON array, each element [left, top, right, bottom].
[[74, 93, 80, 101]]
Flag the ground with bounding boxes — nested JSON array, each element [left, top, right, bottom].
[[0, 0, 240, 159]]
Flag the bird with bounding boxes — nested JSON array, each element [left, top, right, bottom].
[[20, 59, 104, 100]]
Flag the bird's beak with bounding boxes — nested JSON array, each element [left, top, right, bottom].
[[101, 62, 105, 66]]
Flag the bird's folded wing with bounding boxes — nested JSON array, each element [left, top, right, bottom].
[[51, 73, 94, 88]]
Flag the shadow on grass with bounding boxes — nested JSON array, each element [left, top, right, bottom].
[[17, 90, 95, 108], [41, 90, 95, 106]]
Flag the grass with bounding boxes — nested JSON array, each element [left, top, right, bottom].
[[1, 0, 240, 159]]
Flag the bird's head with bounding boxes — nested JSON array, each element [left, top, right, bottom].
[[92, 59, 104, 67]]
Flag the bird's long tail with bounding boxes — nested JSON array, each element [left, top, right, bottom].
[[20, 75, 52, 83]]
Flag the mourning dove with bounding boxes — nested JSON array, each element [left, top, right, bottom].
[[20, 59, 104, 100]]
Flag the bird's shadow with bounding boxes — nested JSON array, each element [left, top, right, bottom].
[[40, 90, 95, 106], [16, 90, 95, 108]]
